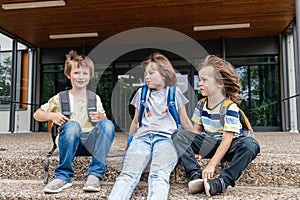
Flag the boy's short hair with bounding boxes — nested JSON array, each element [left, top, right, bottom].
[[64, 50, 95, 78]]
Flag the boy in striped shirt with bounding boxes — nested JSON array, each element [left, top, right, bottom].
[[172, 55, 260, 197]]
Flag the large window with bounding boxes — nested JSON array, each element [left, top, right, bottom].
[[0, 34, 12, 108], [0, 33, 29, 110], [229, 56, 281, 130]]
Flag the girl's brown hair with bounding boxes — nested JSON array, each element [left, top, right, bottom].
[[198, 55, 242, 104], [141, 52, 177, 86], [64, 50, 94, 78]]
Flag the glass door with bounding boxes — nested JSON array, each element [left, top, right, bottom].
[[230, 56, 281, 131]]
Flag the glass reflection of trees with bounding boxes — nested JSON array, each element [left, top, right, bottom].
[[237, 64, 280, 127], [0, 55, 11, 105]]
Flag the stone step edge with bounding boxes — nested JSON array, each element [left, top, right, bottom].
[[0, 179, 299, 190], [1, 153, 299, 164], [0, 179, 300, 192], [1, 179, 299, 200]]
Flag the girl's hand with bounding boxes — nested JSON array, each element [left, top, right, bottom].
[[89, 111, 106, 122]]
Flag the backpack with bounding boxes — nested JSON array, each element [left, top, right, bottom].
[[59, 90, 97, 126], [43, 90, 97, 184], [138, 85, 181, 128], [198, 97, 254, 137], [127, 85, 181, 148]]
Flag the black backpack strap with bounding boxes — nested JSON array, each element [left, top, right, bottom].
[[44, 90, 70, 185], [219, 98, 232, 127], [59, 90, 71, 118], [87, 90, 97, 126], [239, 109, 255, 137], [43, 123, 58, 185]]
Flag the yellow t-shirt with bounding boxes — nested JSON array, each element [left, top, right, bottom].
[[41, 91, 106, 133]]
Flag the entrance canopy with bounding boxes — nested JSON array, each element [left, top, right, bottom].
[[0, 0, 295, 48]]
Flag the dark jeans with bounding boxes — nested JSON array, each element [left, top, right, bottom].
[[172, 129, 260, 187]]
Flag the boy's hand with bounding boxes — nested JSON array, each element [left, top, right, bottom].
[[202, 164, 215, 179], [89, 111, 106, 122], [50, 112, 69, 126]]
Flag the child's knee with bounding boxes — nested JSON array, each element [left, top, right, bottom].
[[172, 129, 185, 140], [241, 137, 260, 156], [97, 119, 115, 138], [61, 121, 81, 137]]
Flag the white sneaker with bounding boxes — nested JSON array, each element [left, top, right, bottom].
[[188, 179, 204, 194], [43, 179, 72, 194], [83, 175, 101, 192]]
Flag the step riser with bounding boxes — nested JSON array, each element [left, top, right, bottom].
[[1, 179, 299, 200], [1, 156, 299, 187]]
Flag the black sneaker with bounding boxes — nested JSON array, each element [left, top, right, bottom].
[[204, 178, 226, 197]]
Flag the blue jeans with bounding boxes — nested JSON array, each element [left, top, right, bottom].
[[109, 134, 178, 200], [172, 129, 260, 187], [54, 120, 115, 183]]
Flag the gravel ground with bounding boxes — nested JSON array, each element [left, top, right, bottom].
[[0, 132, 300, 199]]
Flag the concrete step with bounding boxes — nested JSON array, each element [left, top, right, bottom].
[[0, 132, 300, 188], [0, 151, 299, 188], [0, 179, 299, 200]]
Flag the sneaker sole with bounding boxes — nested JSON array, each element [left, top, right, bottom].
[[43, 182, 72, 194], [203, 178, 211, 197], [83, 186, 100, 192], [188, 179, 204, 194]]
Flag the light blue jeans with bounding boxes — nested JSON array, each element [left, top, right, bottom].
[[54, 120, 115, 183], [109, 134, 178, 200]]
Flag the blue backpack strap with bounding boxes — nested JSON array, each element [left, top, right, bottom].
[[138, 85, 148, 126], [59, 90, 71, 118], [87, 90, 97, 126], [167, 85, 181, 128]]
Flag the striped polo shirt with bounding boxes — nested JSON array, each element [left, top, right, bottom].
[[191, 98, 242, 140]]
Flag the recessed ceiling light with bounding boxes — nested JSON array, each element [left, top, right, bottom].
[[2, 1, 65, 10], [193, 23, 250, 31], [49, 32, 99, 39]]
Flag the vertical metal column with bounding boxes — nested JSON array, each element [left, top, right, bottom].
[[9, 39, 17, 133], [295, 0, 300, 132], [286, 33, 298, 132], [222, 37, 226, 59], [30, 48, 37, 131]]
